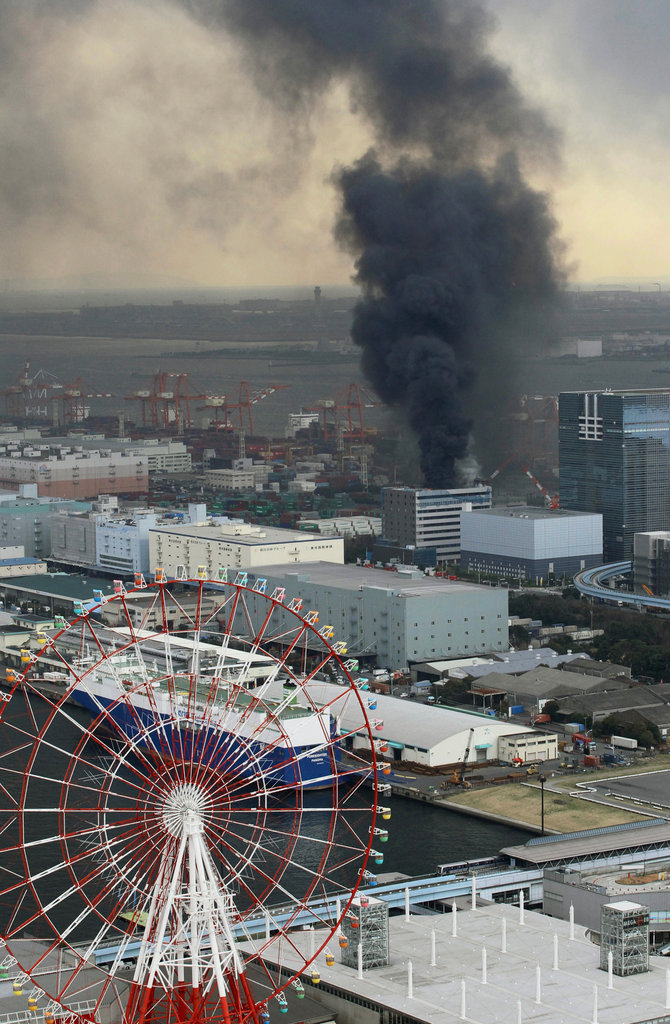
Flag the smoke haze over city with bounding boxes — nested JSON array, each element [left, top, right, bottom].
[[0, 1, 669, 480]]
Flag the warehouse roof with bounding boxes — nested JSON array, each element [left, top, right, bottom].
[[0, 573, 116, 602], [150, 523, 342, 547], [498, 666, 630, 701], [502, 817, 670, 867], [253, 562, 496, 598], [465, 504, 599, 521], [466, 648, 587, 679], [559, 684, 670, 718], [297, 681, 529, 751]]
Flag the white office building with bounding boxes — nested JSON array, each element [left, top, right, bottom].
[[148, 522, 344, 576], [382, 485, 492, 563]]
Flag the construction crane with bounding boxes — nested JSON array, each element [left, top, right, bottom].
[[484, 456, 559, 509], [449, 727, 475, 788]]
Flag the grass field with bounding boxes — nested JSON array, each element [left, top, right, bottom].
[[446, 783, 649, 833]]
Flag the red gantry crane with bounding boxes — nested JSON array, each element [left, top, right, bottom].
[[199, 382, 290, 433]]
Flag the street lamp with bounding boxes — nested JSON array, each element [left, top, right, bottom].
[[539, 775, 547, 835]]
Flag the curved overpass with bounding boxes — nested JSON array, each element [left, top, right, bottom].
[[574, 560, 670, 611]]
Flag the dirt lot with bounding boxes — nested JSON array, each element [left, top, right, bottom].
[[446, 783, 648, 833]]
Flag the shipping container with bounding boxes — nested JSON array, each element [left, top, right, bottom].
[[532, 714, 551, 725], [509, 704, 524, 716], [611, 734, 638, 750], [584, 754, 600, 768]]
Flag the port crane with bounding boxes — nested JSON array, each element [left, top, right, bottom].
[[199, 381, 290, 434], [126, 371, 205, 431], [1, 361, 63, 420], [311, 382, 380, 444]]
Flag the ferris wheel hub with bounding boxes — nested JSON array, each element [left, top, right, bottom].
[[161, 782, 211, 837]]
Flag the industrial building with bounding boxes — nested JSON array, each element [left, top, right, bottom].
[[381, 485, 492, 563], [633, 530, 670, 596], [45, 434, 192, 474], [559, 389, 670, 560], [148, 522, 344, 576], [243, 562, 508, 670], [0, 484, 91, 559], [460, 505, 603, 582], [298, 680, 539, 767], [0, 440, 148, 499], [50, 499, 208, 575]]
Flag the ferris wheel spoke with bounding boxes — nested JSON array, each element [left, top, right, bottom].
[[0, 577, 378, 1024]]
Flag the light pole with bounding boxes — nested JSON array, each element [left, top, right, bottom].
[[539, 775, 547, 835]]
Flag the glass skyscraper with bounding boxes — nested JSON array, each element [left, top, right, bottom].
[[559, 389, 670, 561]]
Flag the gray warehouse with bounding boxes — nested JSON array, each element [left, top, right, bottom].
[[460, 505, 603, 582], [245, 562, 509, 671]]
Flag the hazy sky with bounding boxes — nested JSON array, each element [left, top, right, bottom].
[[1, 0, 668, 288]]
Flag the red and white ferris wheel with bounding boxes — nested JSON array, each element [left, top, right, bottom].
[[0, 573, 385, 1024]]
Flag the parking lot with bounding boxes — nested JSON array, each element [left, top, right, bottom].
[[586, 769, 670, 808]]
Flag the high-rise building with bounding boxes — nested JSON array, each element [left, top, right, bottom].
[[559, 390, 670, 561], [381, 485, 492, 563]]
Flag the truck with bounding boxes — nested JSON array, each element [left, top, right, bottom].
[[611, 734, 638, 751]]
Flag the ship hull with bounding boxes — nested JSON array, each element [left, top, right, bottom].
[[72, 688, 337, 789]]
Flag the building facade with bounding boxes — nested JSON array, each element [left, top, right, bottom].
[[148, 522, 344, 576], [50, 501, 208, 575], [381, 485, 492, 563], [559, 390, 670, 561], [238, 562, 508, 670], [0, 442, 148, 499], [0, 490, 91, 560], [460, 505, 603, 582], [633, 531, 670, 597]]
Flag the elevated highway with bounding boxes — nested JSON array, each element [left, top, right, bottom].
[[574, 560, 670, 611]]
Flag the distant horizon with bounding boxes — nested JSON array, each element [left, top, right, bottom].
[[4, 276, 670, 299]]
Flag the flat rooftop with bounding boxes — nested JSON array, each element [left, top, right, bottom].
[[467, 505, 599, 521], [0, 572, 116, 601], [502, 818, 670, 867], [253, 562, 494, 598], [244, 902, 670, 1023], [150, 523, 342, 547]]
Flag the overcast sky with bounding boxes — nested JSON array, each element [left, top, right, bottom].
[[1, 0, 667, 289]]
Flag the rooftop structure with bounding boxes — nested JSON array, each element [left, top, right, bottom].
[[460, 504, 603, 583], [250, 901, 670, 1024], [503, 818, 670, 869]]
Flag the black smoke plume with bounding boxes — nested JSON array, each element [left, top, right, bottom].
[[196, 0, 565, 485]]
